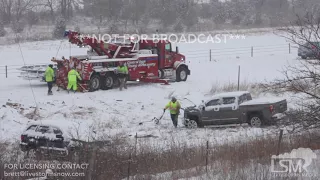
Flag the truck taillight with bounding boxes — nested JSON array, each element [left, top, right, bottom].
[[269, 105, 274, 112]]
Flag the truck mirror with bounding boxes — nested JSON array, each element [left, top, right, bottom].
[[202, 106, 205, 111], [176, 46, 179, 53]]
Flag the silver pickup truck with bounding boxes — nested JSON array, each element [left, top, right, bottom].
[[183, 91, 287, 128]]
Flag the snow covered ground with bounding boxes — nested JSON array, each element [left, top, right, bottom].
[[0, 32, 299, 147]]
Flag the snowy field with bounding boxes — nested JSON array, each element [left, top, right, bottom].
[[0, 32, 299, 147]]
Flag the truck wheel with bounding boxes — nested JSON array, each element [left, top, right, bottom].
[[176, 66, 188, 82], [301, 56, 307, 59], [101, 74, 114, 90], [249, 116, 263, 127], [186, 120, 198, 129], [89, 75, 101, 92]]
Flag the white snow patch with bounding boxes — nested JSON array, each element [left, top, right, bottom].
[[240, 97, 286, 106], [211, 91, 249, 98]]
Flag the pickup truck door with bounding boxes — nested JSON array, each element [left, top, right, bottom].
[[164, 43, 174, 67], [218, 97, 241, 124], [219, 105, 241, 124], [201, 99, 221, 125]]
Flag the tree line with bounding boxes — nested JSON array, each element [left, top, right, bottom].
[[0, 0, 319, 35]]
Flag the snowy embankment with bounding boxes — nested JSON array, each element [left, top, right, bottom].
[[0, 32, 299, 147], [124, 149, 320, 180]]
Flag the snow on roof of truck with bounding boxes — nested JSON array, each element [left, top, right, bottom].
[[211, 91, 249, 99], [240, 97, 286, 106], [25, 120, 89, 136]]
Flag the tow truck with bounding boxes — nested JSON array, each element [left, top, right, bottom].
[[19, 31, 191, 92]]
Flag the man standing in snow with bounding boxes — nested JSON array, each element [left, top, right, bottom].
[[45, 64, 55, 95], [117, 62, 128, 91], [67, 67, 82, 93], [164, 97, 181, 128]]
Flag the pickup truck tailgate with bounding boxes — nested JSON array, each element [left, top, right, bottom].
[[273, 99, 287, 113]]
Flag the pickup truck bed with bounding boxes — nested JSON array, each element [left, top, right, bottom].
[[240, 97, 287, 125]]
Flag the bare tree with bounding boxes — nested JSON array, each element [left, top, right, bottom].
[[45, 0, 58, 22], [59, 0, 82, 20], [12, 0, 34, 22], [0, 0, 41, 26], [261, 8, 320, 129], [0, 0, 13, 24]]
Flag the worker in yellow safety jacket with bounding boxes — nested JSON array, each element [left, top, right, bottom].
[[164, 97, 181, 128], [67, 67, 82, 93], [117, 62, 128, 91], [45, 64, 55, 95]]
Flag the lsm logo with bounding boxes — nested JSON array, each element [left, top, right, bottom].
[[270, 148, 317, 177]]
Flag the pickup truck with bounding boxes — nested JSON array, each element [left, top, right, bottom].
[[183, 91, 287, 128], [298, 41, 320, 59]]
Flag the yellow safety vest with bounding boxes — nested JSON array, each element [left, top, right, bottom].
[[45, 67, 54, 82], [165, 101, 181, 114]]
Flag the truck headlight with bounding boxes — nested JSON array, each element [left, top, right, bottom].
[[181, 57, 184, 61]]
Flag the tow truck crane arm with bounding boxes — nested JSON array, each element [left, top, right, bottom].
[[64, 30, 118, 58]]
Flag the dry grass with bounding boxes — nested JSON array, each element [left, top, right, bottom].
[[0, 131, 319, 180], [207, 80, 265, 97]]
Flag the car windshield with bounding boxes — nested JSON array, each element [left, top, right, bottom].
[[206, 99, 220, 106], [26, 125, 37, 131], [222, 97, 236, 105]]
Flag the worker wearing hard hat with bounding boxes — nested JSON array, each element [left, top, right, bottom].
[[164, 97, 181, 128], [117, 62, 128, 91], [67, 67, 82, 93], [45, 64, 55, 95]]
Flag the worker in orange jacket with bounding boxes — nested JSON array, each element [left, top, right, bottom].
[[164, 97, 181, 128]]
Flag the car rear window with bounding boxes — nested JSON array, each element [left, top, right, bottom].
[[246, 93, 252, 100], [239, 95, 246, 104], [223, 97, 236, 104], [36, 126, 50, 133], [304, 42, 320, 49], [53, 127, 62, 134]]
